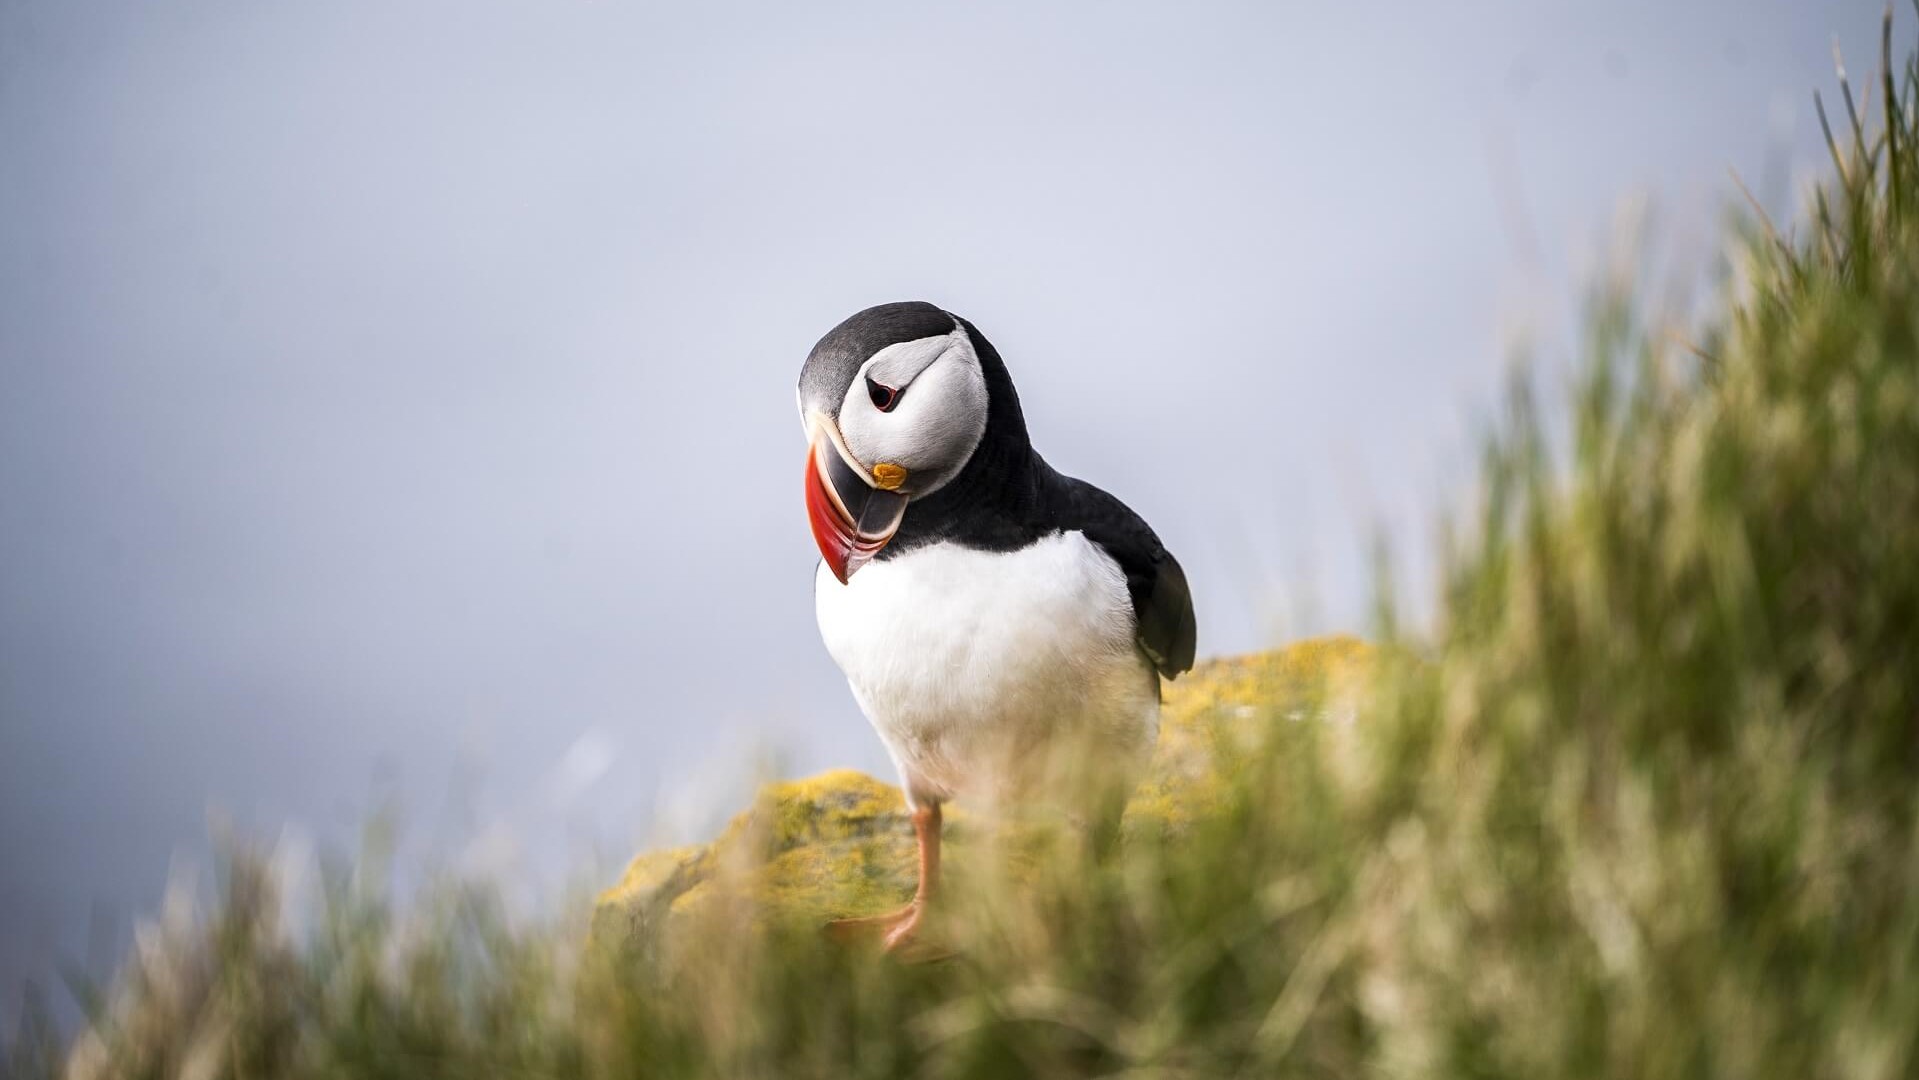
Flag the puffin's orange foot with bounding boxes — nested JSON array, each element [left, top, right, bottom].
[[823, 901, 918, 944], [823, 902, 954, 962]]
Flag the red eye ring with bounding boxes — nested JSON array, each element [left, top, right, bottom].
[[866, 377, 902, 412]]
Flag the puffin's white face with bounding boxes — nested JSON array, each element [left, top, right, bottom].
[[830, 326, 989, 498], [797, 307, 992, 583]]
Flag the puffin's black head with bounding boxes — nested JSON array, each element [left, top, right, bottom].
[[798, 301, 993, 583]]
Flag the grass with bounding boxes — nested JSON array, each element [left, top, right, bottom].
[[13, 14, 1919, 1079]]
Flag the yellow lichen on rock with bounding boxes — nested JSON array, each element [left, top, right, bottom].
[[665, 769, 922, 927], [590, 769, 923, 951], [1132, 635, 1373, 829], [588, 844, 713, 955], [591, 638, 1374, 955]]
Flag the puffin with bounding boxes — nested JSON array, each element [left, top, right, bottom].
[[798, 301, 1196, 952]]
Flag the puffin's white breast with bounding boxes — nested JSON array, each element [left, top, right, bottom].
[[814, 530, 1159, 806]]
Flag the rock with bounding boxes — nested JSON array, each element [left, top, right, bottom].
[[591, 637, 1372, 956], [588, 770, 918, 955]]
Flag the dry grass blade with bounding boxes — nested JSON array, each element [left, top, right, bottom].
[[1837, 36, 1869, 159], [1889, 4, 1906, 215], [1816, 90, 1852, 184], [1729, 167, 1797, 266]]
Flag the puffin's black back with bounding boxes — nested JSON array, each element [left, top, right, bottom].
[[881, 312, 1198, 678]]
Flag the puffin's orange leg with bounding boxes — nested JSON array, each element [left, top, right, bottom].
[[825, 801, 941, 952]]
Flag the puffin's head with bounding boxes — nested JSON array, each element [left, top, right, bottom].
[[797, 301, 990, 583]]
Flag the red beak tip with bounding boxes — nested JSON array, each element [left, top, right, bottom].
[[805, 449, 856, 584]]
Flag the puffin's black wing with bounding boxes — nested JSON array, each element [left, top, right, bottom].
[[1053, 475, 1197, 679]]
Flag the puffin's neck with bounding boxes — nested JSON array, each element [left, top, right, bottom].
[[882, 318, 1052, 555]]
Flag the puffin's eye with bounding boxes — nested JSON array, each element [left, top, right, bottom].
[[866, 376, 902, 412]]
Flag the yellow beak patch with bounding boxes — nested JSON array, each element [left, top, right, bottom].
[[872, 462, 908, 491]]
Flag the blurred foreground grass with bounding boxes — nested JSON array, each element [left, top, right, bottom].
[[14, 20, 1919, 1080]]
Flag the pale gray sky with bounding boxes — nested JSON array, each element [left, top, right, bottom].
[[0, 0, 1888, 1025]]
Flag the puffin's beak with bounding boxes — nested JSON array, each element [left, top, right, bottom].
[[805, 422, 907, 584]]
